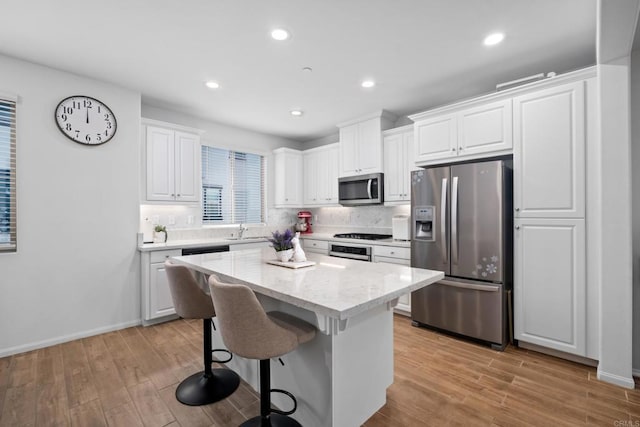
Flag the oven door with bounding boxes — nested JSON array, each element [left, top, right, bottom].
[[339, 173, 383, 205], [329, 244, 372, 261]]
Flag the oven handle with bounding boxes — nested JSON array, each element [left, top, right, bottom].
[[367, 179, 373, 199], [329, 251, 371, 261]]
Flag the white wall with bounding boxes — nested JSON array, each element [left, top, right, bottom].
[[0, 54, 141, 356], [631, 50, 640, 374]]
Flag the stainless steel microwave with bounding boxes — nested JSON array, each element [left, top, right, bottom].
[[338, 173, 384, 206]]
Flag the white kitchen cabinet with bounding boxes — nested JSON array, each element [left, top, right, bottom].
[[373, 245, 411, 315], [383, 126, 415, 204], [513, 81, 585, 218], [145, 124, 201, 202], [141, 249, 182, 324], [303, 144, 339, 206], [338, 111, 396, 177], [273, 148, 303, 207], [514, 218, 586, 356], [412, 99, 512, 164], [302, 238, 329, 255]]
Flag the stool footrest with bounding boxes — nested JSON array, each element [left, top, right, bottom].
[[212, 348, 233, 364], [270, 388, 297, 416]]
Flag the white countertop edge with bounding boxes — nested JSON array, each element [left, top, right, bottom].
[[300, 233, 411, 248], [138, 237, 269, 252]]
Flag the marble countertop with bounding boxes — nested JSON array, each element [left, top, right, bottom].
[[138, 237, 268, 252], [170, 247, 443, 320], [300, 233, 411, 248]]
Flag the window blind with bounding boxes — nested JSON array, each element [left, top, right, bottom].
[[201, 146, 265, 224], [0, 99, 16, 251]]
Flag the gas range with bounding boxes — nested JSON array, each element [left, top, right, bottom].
[[332, 233, 392, 241]]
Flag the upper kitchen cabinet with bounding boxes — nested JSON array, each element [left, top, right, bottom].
[[410, 99, 513, 165], [513, 81, 586, 218], [273, 148, 303, 207], [144, 120, 203, 203], [303, 143, 339, 206], [338, 110, 397, 177], [383, 125, 416, 204]]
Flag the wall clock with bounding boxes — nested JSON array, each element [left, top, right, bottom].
[[55, 95, 117, 145]]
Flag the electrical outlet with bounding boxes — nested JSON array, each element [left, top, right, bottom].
[[314, 215, 318, 222], [187, 215, 194, 225], [168, 215, 175, 225]]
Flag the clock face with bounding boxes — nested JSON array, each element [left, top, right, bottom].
[[55, 96, 117, 145]]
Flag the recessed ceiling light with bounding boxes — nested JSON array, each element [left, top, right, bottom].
[[271, 28, 290, 41], [302, 67, 313, 73], [290, 110, 303, 117], [361, 80, 376, 88], [483, 32, 505, 46], [205, 81, 220, 89]]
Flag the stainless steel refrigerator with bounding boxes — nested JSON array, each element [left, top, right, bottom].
[[410, 158, 512, 350]]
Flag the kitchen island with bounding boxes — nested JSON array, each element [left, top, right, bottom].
[[170, 247, 443, 427]]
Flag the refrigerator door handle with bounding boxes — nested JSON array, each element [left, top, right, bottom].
[[439, 279, 500, 292], [367, 179, 372, 199], [440, 178, 447, 262], [451, 176, 459, 264]]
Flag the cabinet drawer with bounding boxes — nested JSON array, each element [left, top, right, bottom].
[[150, 249, 182, 263], [303, 239, 329, 250], [374, 246, 410, 259]]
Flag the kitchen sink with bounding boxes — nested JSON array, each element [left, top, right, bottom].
[[224, 237, 268, 242]]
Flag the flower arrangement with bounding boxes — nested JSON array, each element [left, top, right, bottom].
[[268, 229, 294, 252]]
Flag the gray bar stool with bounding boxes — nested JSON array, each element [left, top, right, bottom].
[[208, 275, 316, 427], [165, 261, 240, 406]]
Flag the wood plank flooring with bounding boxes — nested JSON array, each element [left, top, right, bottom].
[[1, 315, 638, 426]]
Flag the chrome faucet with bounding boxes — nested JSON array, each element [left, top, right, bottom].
[[238, 223, 248, 240]]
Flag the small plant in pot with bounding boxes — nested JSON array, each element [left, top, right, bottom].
[[268, 229, 294, 262], [154, 225, 168, 243]]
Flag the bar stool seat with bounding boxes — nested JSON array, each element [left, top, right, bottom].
[[165, 261, 240, 406], [209, 275, 317, 427]]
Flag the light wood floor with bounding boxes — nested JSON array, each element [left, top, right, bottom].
[[1, 315, 638, 427]]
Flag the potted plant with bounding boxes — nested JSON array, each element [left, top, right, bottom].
[[268, 229, 294, 262], [153, 225, 168, 243]]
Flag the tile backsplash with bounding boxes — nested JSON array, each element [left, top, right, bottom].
[[139, 204, 410, 242]]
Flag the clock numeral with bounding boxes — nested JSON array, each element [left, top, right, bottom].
[[104, 114, 110, 120], [84, 99, 92, 108], [85, 134, 91, 143], [65, 123, 72, 131], [98, 106, 101, 113], [96, 134, 102, 142], [60, 114, 67, 122], [106, 122, 112, 129], [63, 106, 73, 115], [75, 130, 80, 138], [105, 130, 109, 137], [73, 101, 79, 109]]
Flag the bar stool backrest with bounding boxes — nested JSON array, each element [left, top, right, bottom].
[[165, 261, 215, 320]]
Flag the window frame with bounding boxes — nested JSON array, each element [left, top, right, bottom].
[[0, 92, 17, 253]]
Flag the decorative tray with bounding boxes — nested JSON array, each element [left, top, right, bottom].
[[266, 260, 316, 269]]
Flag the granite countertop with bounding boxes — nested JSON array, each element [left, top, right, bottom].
[[300, 233, 411, 248], [170, 247, 442, 320], [138, 237, 269, 252]]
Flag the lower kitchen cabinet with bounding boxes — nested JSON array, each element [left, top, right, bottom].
[[373, 245, 411, 316], [514, 218, 586, 356], [302, 238, 329, 255], [141, 249, 182, 324]]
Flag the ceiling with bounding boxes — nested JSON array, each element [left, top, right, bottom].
[[0, 0, 596, 142]]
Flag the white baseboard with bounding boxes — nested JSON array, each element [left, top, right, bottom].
[[597, 368, 636, 389], [0, 319, 142, 358]]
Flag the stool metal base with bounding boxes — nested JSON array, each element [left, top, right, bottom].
[[175, 368, 240, 406], [240, 413, 302, 427]]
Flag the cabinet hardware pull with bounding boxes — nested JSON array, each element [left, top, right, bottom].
[[451, 148, 456, 151], [515, 226, 520, 230], [515, 208, 520, 211]]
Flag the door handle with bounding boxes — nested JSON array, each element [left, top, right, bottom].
[[367, 179, 372, 199], [440, 177, 447, 262], [439, 279, 500, 292], [451, 176, 459, 264]]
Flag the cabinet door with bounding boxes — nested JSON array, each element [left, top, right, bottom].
[[284, 151, 303, 205], [357, 118, 383, 174], [303, 151, 319, 205], [174, 131, 200, 202], [339, 124, 359, 176], [458, 99, 513, 156], [414, 113, 458, 163], [373, 255, 411, 315], [146, 126, 175, 201], [383, 134, 405, 202], [513, 82, 585, 218], [315, 149, 331, 203], [514, 218, 586, 356], [326, 144, 340, 203], [149, 262, 176, 319]]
